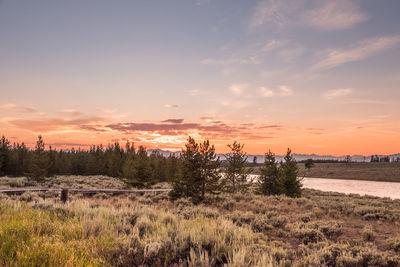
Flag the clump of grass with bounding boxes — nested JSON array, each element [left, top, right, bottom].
[[222, 199, 235, 211], [227, 211, 255, 227], [300, 213, 312, 223], [362, 225, 376, 242], [251, 215, 273, 232], [299, 243, 400, 266], [388, 237, 400, 252], [18, 191, 41, 202], [293, 227, 325, 245]]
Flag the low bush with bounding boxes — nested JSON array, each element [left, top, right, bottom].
[[388, 237, 400, 252], [362, 225, 376, 242]]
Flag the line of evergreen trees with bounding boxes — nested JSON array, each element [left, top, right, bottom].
[[169, 138, 302, 203], [370, 155, 391, 162], [0, 135, 302, 202], [0, 135, 181, 186]]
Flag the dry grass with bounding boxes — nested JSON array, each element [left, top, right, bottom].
[[0, 175, 129, 189], [1, 175, 400, 266]]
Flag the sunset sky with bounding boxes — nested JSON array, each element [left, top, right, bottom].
[[1, 0, 400, 155]]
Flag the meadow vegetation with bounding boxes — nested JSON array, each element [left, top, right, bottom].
[[1, 176, 400, 266]]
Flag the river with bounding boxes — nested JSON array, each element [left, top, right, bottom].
[[249, 175, 400, 199], [302, 177, 400, 199]]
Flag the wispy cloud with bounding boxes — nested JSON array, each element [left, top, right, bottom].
[[0, 103, 37, 113], [86, 120, 284, 141], [200, 39, 282, 68], [279, 86, 293, 96], [0, 103, 16, 110], [278, 47, 304, 63], [261, 40, 283, 52], [164, 104, 179, 108], [58, 109, 83, 117], [6, 116, 104, 133], [259, 87, 275, 97], [189, 89, 200, 96], [324, 88, 352, 99], [249, 0, 367, 31], [229, 84, 248, 95], [302, 1, 367, 30], [259, 85, 293, 97], [161, 119, 184, 124], [200, 116, 214, 122], [312, 36, 400, 71]]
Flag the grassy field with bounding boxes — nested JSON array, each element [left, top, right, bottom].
[[296, 162, 400, 182], [1, 175, 400, 266]]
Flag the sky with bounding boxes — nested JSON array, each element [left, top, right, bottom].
[[1, 0, 400, 156]]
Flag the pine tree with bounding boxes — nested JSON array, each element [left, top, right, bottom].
[[134, 146, 153, 187], [169, 137, 202, 201], [169, 137, 221, 203], [199, 139, 222, 200], [257, 150, 281, 195], [224, 141, 250, 193], [252, 156, 257, 166], [279, 148, 302, 197], [0, 136, 11, 175], [166, 154, 182, 183], [28, 135, 50, 181], [123, 146, 153, 188], [105, 142, 123, 177], [304, 159, 314, 170], [123, 151, 136, 182]]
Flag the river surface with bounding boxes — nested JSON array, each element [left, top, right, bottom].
[[302, 177, 400, 199], [249, 175, 400, 199]]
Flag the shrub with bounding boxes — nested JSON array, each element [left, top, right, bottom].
[[388, 238, 400, 252], [362, 225, 376, 242], [300, 214, 312, 223], [227, 211, 255, 227], [292, 223, 325, 245], [270, 216, 288, 228], [222, 199, 236, 211], [317, 222, 343, 240], [251, 216, 273, 233]]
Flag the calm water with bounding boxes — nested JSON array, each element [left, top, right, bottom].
[[249, 175, 400, 199], [302, 177, 400, 199]]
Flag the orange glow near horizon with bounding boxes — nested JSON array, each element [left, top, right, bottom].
[[1, 117, 399, 156]]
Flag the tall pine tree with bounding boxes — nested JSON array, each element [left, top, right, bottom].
[[169, 137, 221, 203], [257, 150, 281, 195], [28, 135, 50, 181], [279, 148, 302, 197], [224, 141, 250, 193]]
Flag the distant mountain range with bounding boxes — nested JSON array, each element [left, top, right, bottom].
[[147, 149, 400, 163]]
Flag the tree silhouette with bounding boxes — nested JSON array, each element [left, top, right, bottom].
[[280, 148, 302, 197], [257, 150, 280, 195], [224, 141, 249, 193], [0, 136, 11, 176], [304, 159, 314, 171], [28, 135, 50, 181], [169, 137, 221, 203]]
